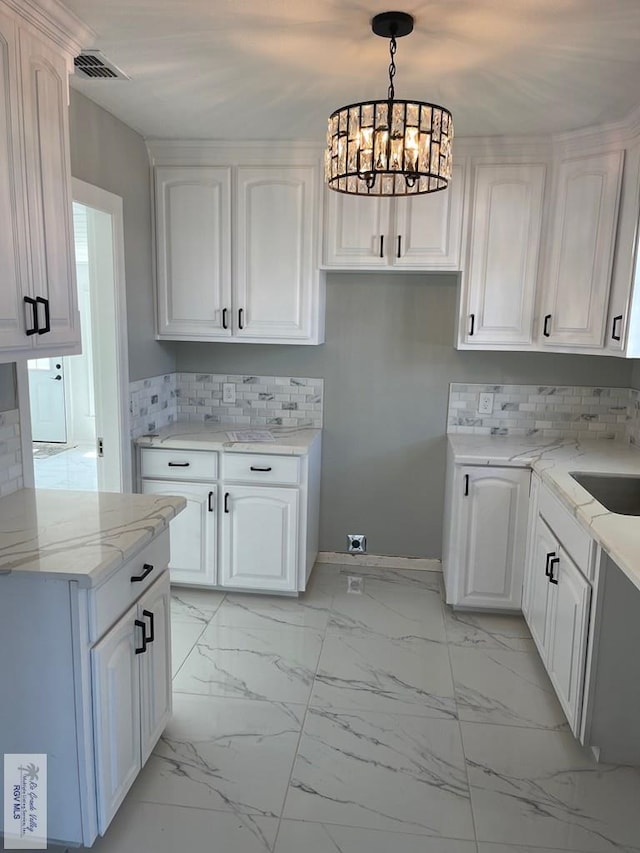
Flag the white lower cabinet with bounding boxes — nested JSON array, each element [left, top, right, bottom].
[[442, 459, 530, 609]]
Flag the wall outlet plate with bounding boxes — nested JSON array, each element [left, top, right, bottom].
[[347, 575, 364, 594], [478, 392, 494, 415], [347, 534, 367, 553], [222, 382, 236, 404]]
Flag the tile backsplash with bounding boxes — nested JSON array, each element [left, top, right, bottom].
[[0, 409, 23, 496], [130, 373, 324, 438], [448, 383, 634, 442]]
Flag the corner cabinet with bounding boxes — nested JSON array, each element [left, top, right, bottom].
[[0, 1, 83, 363], [151, 147, 325, 345]]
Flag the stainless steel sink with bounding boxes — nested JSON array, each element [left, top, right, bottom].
[[570, 472, 640, 516]]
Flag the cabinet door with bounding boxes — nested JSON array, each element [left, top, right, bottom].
[[235, 166, 317, 340], [393, 162, 465, 269], [91, 605, 142, 834], [454, 466, 530, 609], [523, 514, 557, 658], [155, 166, 232, 339], [19, 25, 80, 352], [541, 150, 623, 347], [138, 572, 172, 764], [546, 548, 591, 734], [221, 485, 298, 591], [323, 191, 392, 267], [0, 9, 30, 355], [141, 480, 217, 586], [461, 163, 545, 346]]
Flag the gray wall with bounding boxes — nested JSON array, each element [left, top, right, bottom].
[[631, 361, 640, 390], [68, 90, 175, 382], [175, 273, 633, 558], [0, 364, 16, 412]]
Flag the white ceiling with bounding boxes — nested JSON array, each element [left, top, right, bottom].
[[61, 0, 640, 142]]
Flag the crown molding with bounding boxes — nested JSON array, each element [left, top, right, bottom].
[[1, 0, 96, 57]]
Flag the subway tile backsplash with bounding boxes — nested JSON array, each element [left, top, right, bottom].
[[448, 383, 636, 443], [130, 373, 324, 438], [0, 409, 23, 496]]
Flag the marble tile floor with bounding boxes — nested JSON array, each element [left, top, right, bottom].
[[33, 442, 97, 490], [80, 564, 640, 852]]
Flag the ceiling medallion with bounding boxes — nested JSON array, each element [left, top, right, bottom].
[[325, 11, 453, 196]]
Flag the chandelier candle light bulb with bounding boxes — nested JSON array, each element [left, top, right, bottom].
[[325, 11, 453, 196]]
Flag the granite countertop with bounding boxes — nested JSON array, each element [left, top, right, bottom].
[[448, 435, 640, 592], [136, 422, 322, 455], [0, 488, 186, 587]]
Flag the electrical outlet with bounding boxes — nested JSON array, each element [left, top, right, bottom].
[[347, 575, 364, 594], [478, 392, 494, 415], [222, 383, 236, 404], [347, 534, 367, 553]]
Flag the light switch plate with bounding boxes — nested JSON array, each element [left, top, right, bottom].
[[478, 392, 494, 415], [222, 383, 236, 404]]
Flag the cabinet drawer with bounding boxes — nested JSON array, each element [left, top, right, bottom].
[[140, 448, 218, 481], [538, 483, 593, 577], [88, 530, 170, 643], [223, 453, 301, 485]]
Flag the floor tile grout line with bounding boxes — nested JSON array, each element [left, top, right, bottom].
[[170, 593, 227, 680]]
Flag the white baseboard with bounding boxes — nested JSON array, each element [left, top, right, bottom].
[[316, 551, 442, 572]]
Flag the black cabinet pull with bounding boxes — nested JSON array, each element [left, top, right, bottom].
[[222, 307, 229, 330], [250, 465, 272, 472], [142, 609, 155, 644], [543, 314, 552, 337], [134, 619, 147, 654], [131, 562, 154, 583], [168, 461, 190, 467], [463, 474, 469, 496], [379, 235, 384, 258], [238, 308, 244, 330], [548, 556, 560, 585], [208, 490, 214, 512], [545, 551, 555, 577], [397, 235, 402, 258], [224, 492, 230, 513], [24, 296, 38, 335], [612, 314, 623, 341], [36, 296, 50, 334], [468, 314, 475, 336]]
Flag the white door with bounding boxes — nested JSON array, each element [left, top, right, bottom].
[[461, 163, 546, 347], [235, 166, 316, 340], [221, 485, 298, 591], [91, 604, 141, 835], [28, 357, 66, 442], [456, 466, 530, 609], [393, 162, 465, 269], [155, 166, 232, 339], [323, 191, 391, 267], [541, 150, 623, 347], [141, 480, 217, 586], [138, 572, 172, 763], [546, 548, 591, 734], [523, 514, 557, 658]]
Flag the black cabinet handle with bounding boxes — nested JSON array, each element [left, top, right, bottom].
[[238, 308, 244, 330], [131, 562, 154, 583], [134, 619, 147, 654], [168, 461, 190, 467], [548, 556, 560, 585], [543, 314, 552, 337], [397, 235, 402, 258], [208, 490, 214, 512], [222, 307, 229, 330], [250, 466, 272, 472], [468, 314, 475, 336], [142, 609, 155, 644], [545, 551, 555, 577], [612, 314, 623, 342], [24, 296, 38, 335], [379, 235, 384, 258], [224, 492, 230, 513], [463, 474, 469, 496], [36, 297, 50, 334]]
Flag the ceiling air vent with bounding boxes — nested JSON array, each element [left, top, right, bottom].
[[74, 51, 129, 80]]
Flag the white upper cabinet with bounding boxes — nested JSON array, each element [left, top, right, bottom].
[[155, 166, 232, 338], [0, 3, 83, 363], [459, 162, 546, 348], [322, 161, 466, 271], [539, 150, 623, 348]]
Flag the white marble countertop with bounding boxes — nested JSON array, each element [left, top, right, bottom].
[[448, 435, 640, 592], [136, 422, 321, 455], [0, 488, 186, 586]]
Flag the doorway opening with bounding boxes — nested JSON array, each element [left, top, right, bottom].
[[18, 180, 130, 492]]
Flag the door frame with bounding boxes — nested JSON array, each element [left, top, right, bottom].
[[18, 179, 131, 491]]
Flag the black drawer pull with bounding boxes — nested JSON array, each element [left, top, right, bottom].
[[397, 234, 402, 258], [36, 296, 50, 334], [131, 563, 154, 583], [238, 308, 244, 330], [379, 235, 384, 258], [543, 314, 552, 337], [545, 551, 555, 577], [142, 609, 155, 643], [468, 314, 475, 336], [208, 490, 214, 512], [24, 296, 38, 335], [463, 474, 469, 496], [548, 556, 560, 585], [250, 466, 272, 472], [134, 619, 147, 654], [224, 492, 230, 513], [612, 314, 623, 341], [222, 307, 229, 330], [168, 461, 190, 467]]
